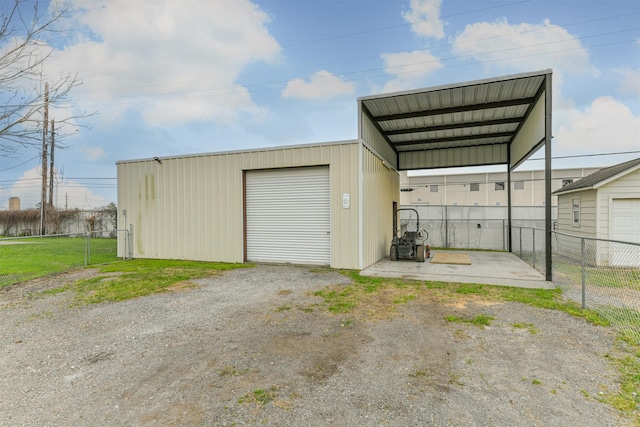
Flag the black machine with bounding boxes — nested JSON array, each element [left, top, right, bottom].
[[390, 208, 430, 262]]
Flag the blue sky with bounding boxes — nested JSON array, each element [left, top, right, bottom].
[[1, 0, 639, 209]]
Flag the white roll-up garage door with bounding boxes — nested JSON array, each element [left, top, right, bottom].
[[245, 166, 330, 265], [610, 198, 640, 267]]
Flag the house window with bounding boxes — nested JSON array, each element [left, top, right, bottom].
[[562, 179, 573, 187], [514, 181, 525, 190], [430, 185, 438, 193], [470, 183, 479, 192], [572, 198, 580, 226], [495, 182, 505, 191]]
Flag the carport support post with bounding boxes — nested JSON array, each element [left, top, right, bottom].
[[544, 73, 553, 281], [507, 152, 512, 253]]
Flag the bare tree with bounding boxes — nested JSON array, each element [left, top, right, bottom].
[[0, 0, 88, 154]]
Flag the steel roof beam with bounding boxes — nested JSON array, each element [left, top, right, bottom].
[[384, 117, 522, 136], [391, 131, 515, 146], [372, 97, 537, 123]]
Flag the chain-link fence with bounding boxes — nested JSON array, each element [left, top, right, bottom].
[[0, 229, 130, 288], [513, 226, 640, 344], [399, 205, 554, 250]]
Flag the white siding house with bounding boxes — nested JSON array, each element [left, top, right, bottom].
[[554, 158, 640, 266]]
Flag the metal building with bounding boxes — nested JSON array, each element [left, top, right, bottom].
[[117, 141, 399, 269], [117, 69, 553, 272]]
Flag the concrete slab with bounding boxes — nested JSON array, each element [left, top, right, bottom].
[[361, 250, 555, 289]]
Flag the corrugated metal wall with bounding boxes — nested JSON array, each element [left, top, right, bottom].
[[117, 142, 361, 268], [399, 144, 508, 170], [511, 94, 546, 168], [362, 146, 400, 268], [360, 112, 397, 169]]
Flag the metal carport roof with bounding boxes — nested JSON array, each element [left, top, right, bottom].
[[358, 69, 554, 281], [358, 69, 552, 172]]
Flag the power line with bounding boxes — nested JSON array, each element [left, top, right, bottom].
[[71, 9, 640, 102], [528, 151, 640, 161], [0, 156, 40, 172], [76, 0, 535, 80]]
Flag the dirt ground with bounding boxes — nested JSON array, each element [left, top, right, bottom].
[[0, 265, 635, 426]]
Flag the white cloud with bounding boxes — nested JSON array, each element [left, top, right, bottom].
[[281, 70, 355, 100], [50, 0, 281, 126], [379, 50, 443, 93], [451, 18, 596, 76], [79, 146, 107, 160], [617, 68, 640, 97], [554, 96, 640, 156], [402, 0, 445, 39], [6, 167, 107, 210]]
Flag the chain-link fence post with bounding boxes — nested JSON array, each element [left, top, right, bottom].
[[519, 227, 522, 257], [84, 232, 89, 267], [532, 227, 536, 270], [129, 224, 133, 260], [503, 220, 506, 251], [123, 228, 127, 260]]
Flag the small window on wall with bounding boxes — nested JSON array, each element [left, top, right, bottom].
[[572, 198, 580, 226], [514, 181, 525, 190], [495, 182, 505, 191], [470, 183, 479, 192], [562, 179, 573, 187], [430, 185, 438, 193]]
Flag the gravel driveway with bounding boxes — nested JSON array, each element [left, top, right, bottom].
[[0, 264, 632, 426]]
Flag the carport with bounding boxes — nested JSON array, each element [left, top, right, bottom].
[[358, 69, 554, 282]]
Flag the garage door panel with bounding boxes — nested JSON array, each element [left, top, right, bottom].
[[610, 198, 640, 267], [246, 167, 330, 265]]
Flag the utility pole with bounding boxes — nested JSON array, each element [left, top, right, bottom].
[[40, 82, 49, 235], [49, 119, 55, 208]]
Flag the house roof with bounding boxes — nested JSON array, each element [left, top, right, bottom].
[[553, 157, 640, 195], [358, 69, 552, 171]]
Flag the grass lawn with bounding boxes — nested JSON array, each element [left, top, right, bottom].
[[553, 260, 640, 290], [0, 236, 118, 288], [38, 258, 250, 305]]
